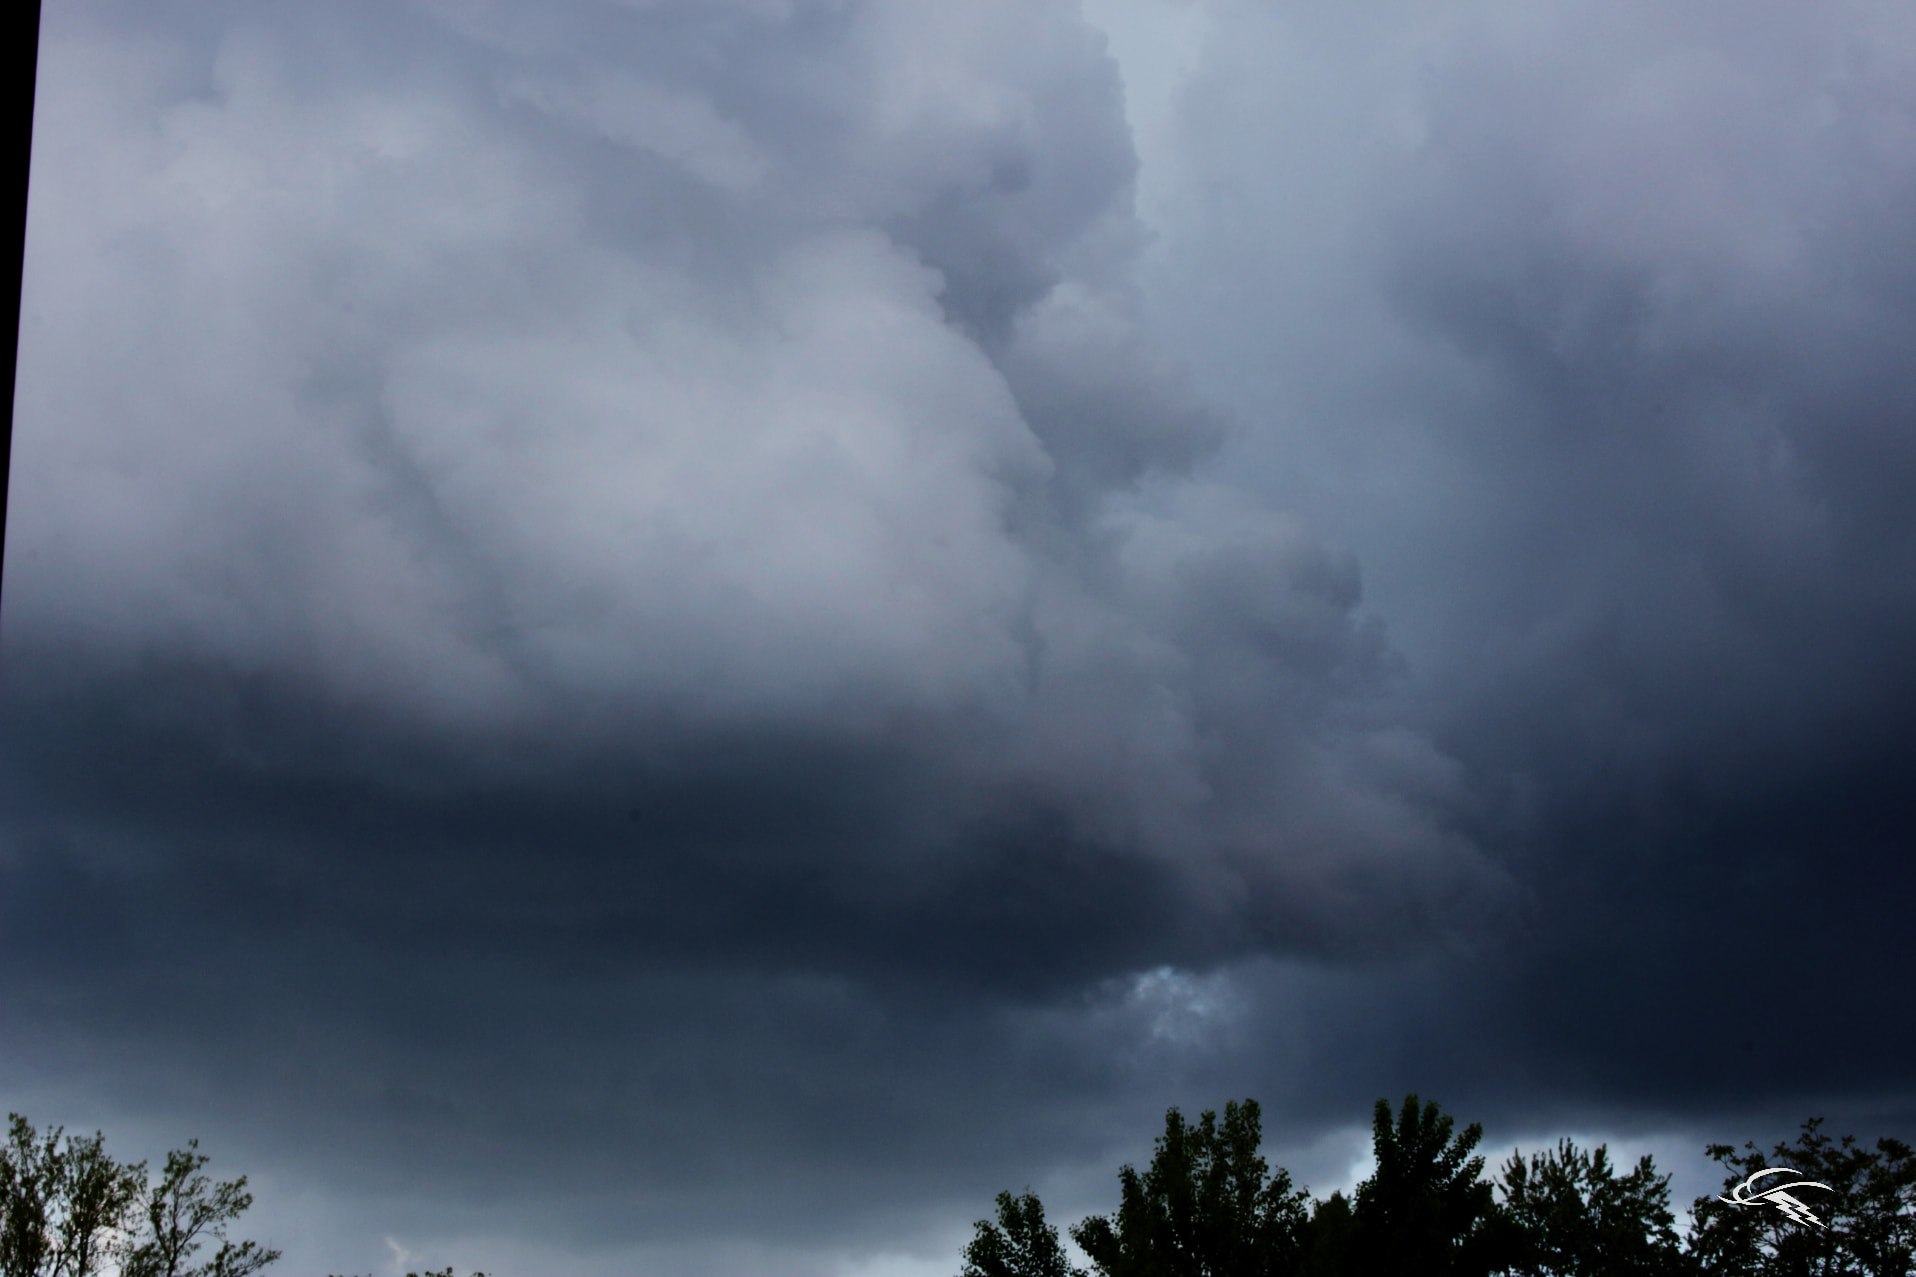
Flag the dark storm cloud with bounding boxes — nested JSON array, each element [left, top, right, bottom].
[[3, 1, 1503, 1271], [1139, 0, 1916, 1148], [1368, 0, 1916, 1121], [17, 0, 1915, 1270]]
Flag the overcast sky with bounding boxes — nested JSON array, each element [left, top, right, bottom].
[[6, 2, 1916, 1274]]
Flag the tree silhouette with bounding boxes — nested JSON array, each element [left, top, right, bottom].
[[1071, 1099, 1310, 1277], [1, 1116, 61, 1277], [1347, 1095, 1505, 1277], [1297, 1192, 1355, 1277], [961, 1095, 1916, 1277], [1497, 1138, 1690, 1277], [120, 1139, 279, 1277], [961, 1189, 1082, 1277], [1686, 1117, 1916, 1277], [2, 1114, 147, 1277]]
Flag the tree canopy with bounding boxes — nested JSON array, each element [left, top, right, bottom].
[[1498, 1138, 1686, 1276], [1, 1115, 277, 1277], [1069, 1099, 1311, 1277], [962, 1099, 1916, 1277], [9, 1098, 1912, 1277], [1347, 1094, 1504, 1277], [1687, 1117, 1916, 1277], [964, 1190, 1081, 1277]]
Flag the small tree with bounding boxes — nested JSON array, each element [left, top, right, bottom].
[[961, 1189, 1082, 1277], [1297, 1192, 1355, 1277], [121, 1140, 279, 1277]]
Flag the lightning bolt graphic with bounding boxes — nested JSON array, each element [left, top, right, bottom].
[[1719, 1167, 1834, 1229], [1764, 1190, 1826, 1229]]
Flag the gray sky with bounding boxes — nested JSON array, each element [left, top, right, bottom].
[[6, 2, 1914, 1274]]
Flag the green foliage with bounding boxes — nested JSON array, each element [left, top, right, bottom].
[[1, 1114, 147, 1277], [993, 1094, 1916, 1277], [1347, 1095, 1505, 1277], [48, 1130, 147, 1277], [1686, 1117, 1916, 1277], [1497, 1139, 1690, 1277], [961, 1189, 1082, 1277], [122, 1140, 279, 1277], [1, 1115, 277, 1277], [0, 1116, 60, 1277], [1296, 1192, 1355, 1277], [1070, 1099, 1310, 1277]]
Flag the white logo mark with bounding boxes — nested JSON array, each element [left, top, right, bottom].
[[1719, 1167, 1834, 1229]]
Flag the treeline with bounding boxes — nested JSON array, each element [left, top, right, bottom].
[[961, 1096, 1916, 1277], [10, 1099, 1913, 1277]]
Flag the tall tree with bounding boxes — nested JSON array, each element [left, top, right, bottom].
[[1, 1115, 147, 1277], [1072, 1099, 1310, 1277], [121, 1140, 279, 1277], [1497, 1138, 1691, 1277], [1348, 1095, 1506, 1277], [961, 1189, 1082, 1277], [1686, 1117, 1916, 1277]]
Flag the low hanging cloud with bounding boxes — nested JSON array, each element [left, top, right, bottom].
[[14, 1, 1916, 1273], [7, 0, 1497, 963], [2, 1, 1506, 1269]]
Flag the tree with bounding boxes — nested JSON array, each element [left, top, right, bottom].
[[1686, 1117, 1916, 1277], [47, 1129, 147, 1277], [121, 1140, 279, 1277], [1, 1116, 60, 1277], [1497, 1138, 1690, 1277], [1071, 1099, 1311, 1277], [961, 1189, 1082, 1277], [1, 1114, 147, 1277], [1347, 1095, 1506, 1277], [1297, 1192, 1355, 1277]]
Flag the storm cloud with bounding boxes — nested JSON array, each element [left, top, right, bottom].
[[1136, 0, 1916, 1126], [5, 1, 1915, 1274]]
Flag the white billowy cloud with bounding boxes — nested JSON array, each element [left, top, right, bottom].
[[10, 0, 1486, 922]]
